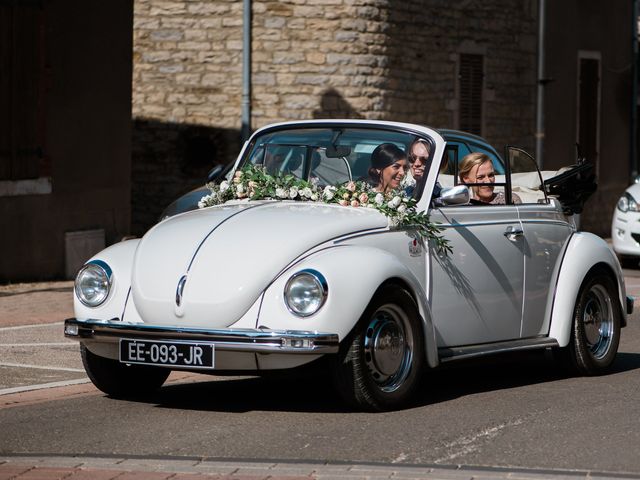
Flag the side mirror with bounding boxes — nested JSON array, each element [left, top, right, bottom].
[[206, 164, 225, 183], [437, 185, 470, 206]]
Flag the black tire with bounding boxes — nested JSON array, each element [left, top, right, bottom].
[[332, 285, 425, 411], [557, 273, 621, 375], [81, 344, 170, 397]]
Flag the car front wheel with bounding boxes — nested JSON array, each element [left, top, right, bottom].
[[559, 273, 621, 375], [332, 285, 425, 411], [81, 344, 170, 397]]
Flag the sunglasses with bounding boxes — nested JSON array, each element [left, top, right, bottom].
[[409, 154, 429, 164]]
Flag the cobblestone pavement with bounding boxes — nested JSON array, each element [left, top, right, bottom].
[[1, 279, 640, 480]]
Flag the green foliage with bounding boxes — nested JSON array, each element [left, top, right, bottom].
[[198, 165, 450, 254]]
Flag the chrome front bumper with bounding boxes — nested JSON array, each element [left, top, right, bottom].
[[64, 318, 339, 354]]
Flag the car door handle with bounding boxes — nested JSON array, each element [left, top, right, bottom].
[[504, 226, 524, 239]]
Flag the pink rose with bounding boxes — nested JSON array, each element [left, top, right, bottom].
[[359, 193, 369, 204], [351, 200, 360, 207], [346, 181, 356, 192], [339, 199, 349, 206]]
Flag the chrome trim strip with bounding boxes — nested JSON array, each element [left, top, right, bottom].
[[518, 219, 573, 227], [437, 219, 524, 229], [64, 318, 339, 354], [438, 337, 558, 363]]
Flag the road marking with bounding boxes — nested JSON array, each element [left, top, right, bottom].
[[0, 362, 84, 372], [0, 342, 75, 347], [433, 419, 523, 464], [0, 321, 64, 331], [0, 378, 90, 396]]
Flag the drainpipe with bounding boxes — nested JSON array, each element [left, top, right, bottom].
[[241, 0, 252, 142], [631, 0, 638, 180], [535, 0, 546, 168]]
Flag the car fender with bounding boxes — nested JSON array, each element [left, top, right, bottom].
[[257, 244, 439, 368], [548, 231, 627, 347], [73, 239, 140, 322]]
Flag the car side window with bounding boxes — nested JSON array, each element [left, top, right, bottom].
[[437, 148, 514, 206], [507, 147, 548, 205]]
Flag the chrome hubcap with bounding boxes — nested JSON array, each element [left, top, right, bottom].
[[363, 304, 413, 393], [582, 284, 614, 360]]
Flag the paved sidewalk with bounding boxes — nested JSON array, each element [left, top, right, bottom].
[[2, 455, 640, 480], [0, 281, 74, 328]]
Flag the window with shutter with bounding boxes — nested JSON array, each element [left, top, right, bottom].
[[458, 54, 484, 135], [0, 1, 46, 183]]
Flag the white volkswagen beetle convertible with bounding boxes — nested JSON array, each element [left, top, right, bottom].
[[64, 120, 632, 411]]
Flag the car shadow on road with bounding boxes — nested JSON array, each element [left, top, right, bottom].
[[415, 350, 640, 406], [114, 349, 640, 414]]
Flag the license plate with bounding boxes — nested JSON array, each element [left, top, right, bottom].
[[119, 339, 214, 369]]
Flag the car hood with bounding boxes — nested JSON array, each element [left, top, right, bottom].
[[131, 201, 387, 327]]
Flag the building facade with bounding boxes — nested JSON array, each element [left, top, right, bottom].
[[0, 0, 635, 281], [0, 0, 133, 282], [131, 0, 543, 234]]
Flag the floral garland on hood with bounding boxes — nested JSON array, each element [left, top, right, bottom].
[[198, 165, 450, 253]]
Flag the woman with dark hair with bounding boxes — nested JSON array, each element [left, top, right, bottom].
[[368, 143, 407, 194]]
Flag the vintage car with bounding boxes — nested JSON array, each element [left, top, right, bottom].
[[64, 120, 632, 411], [612, 179, 640, 267]]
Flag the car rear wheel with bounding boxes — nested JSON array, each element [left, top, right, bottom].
[[332, 285, 424, 411], [557, 273, 621, 375], [81, 344, 170, 397]]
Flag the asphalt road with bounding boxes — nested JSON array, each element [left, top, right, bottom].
[[1, 275, 639, 475]]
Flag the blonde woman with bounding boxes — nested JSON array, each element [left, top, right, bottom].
[[458, 152, 521, 204]]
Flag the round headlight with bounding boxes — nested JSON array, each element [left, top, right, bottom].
[[618, 193, 640, 213], [75, 261, 112, 307], [284, 269, 327, 317], [617, 195, 630, 212]]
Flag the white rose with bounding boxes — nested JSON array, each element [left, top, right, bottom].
[[375, 193, 384, 205], [323, 186, 335, 200], [310, 193, 318, 201], [219, 181, 229, 193], [236, 184, 245, 194], [276, 187, 287, 199], [197, 195, 212, 209], [397, 204, 407, 214], [301, 187, 313, 198], [289, 186, 299, 199], [389, 196, 402, 209]]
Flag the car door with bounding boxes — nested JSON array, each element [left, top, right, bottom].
[[507, 147, 574, 338], [429, 204, 525, 347]]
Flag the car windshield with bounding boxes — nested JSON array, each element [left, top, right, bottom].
[[240, 126, 432, 193]]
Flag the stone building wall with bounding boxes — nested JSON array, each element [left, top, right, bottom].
[[132, 0, 538, 234]]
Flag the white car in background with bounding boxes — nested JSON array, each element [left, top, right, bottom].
[[612, 180, 640, 267]]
